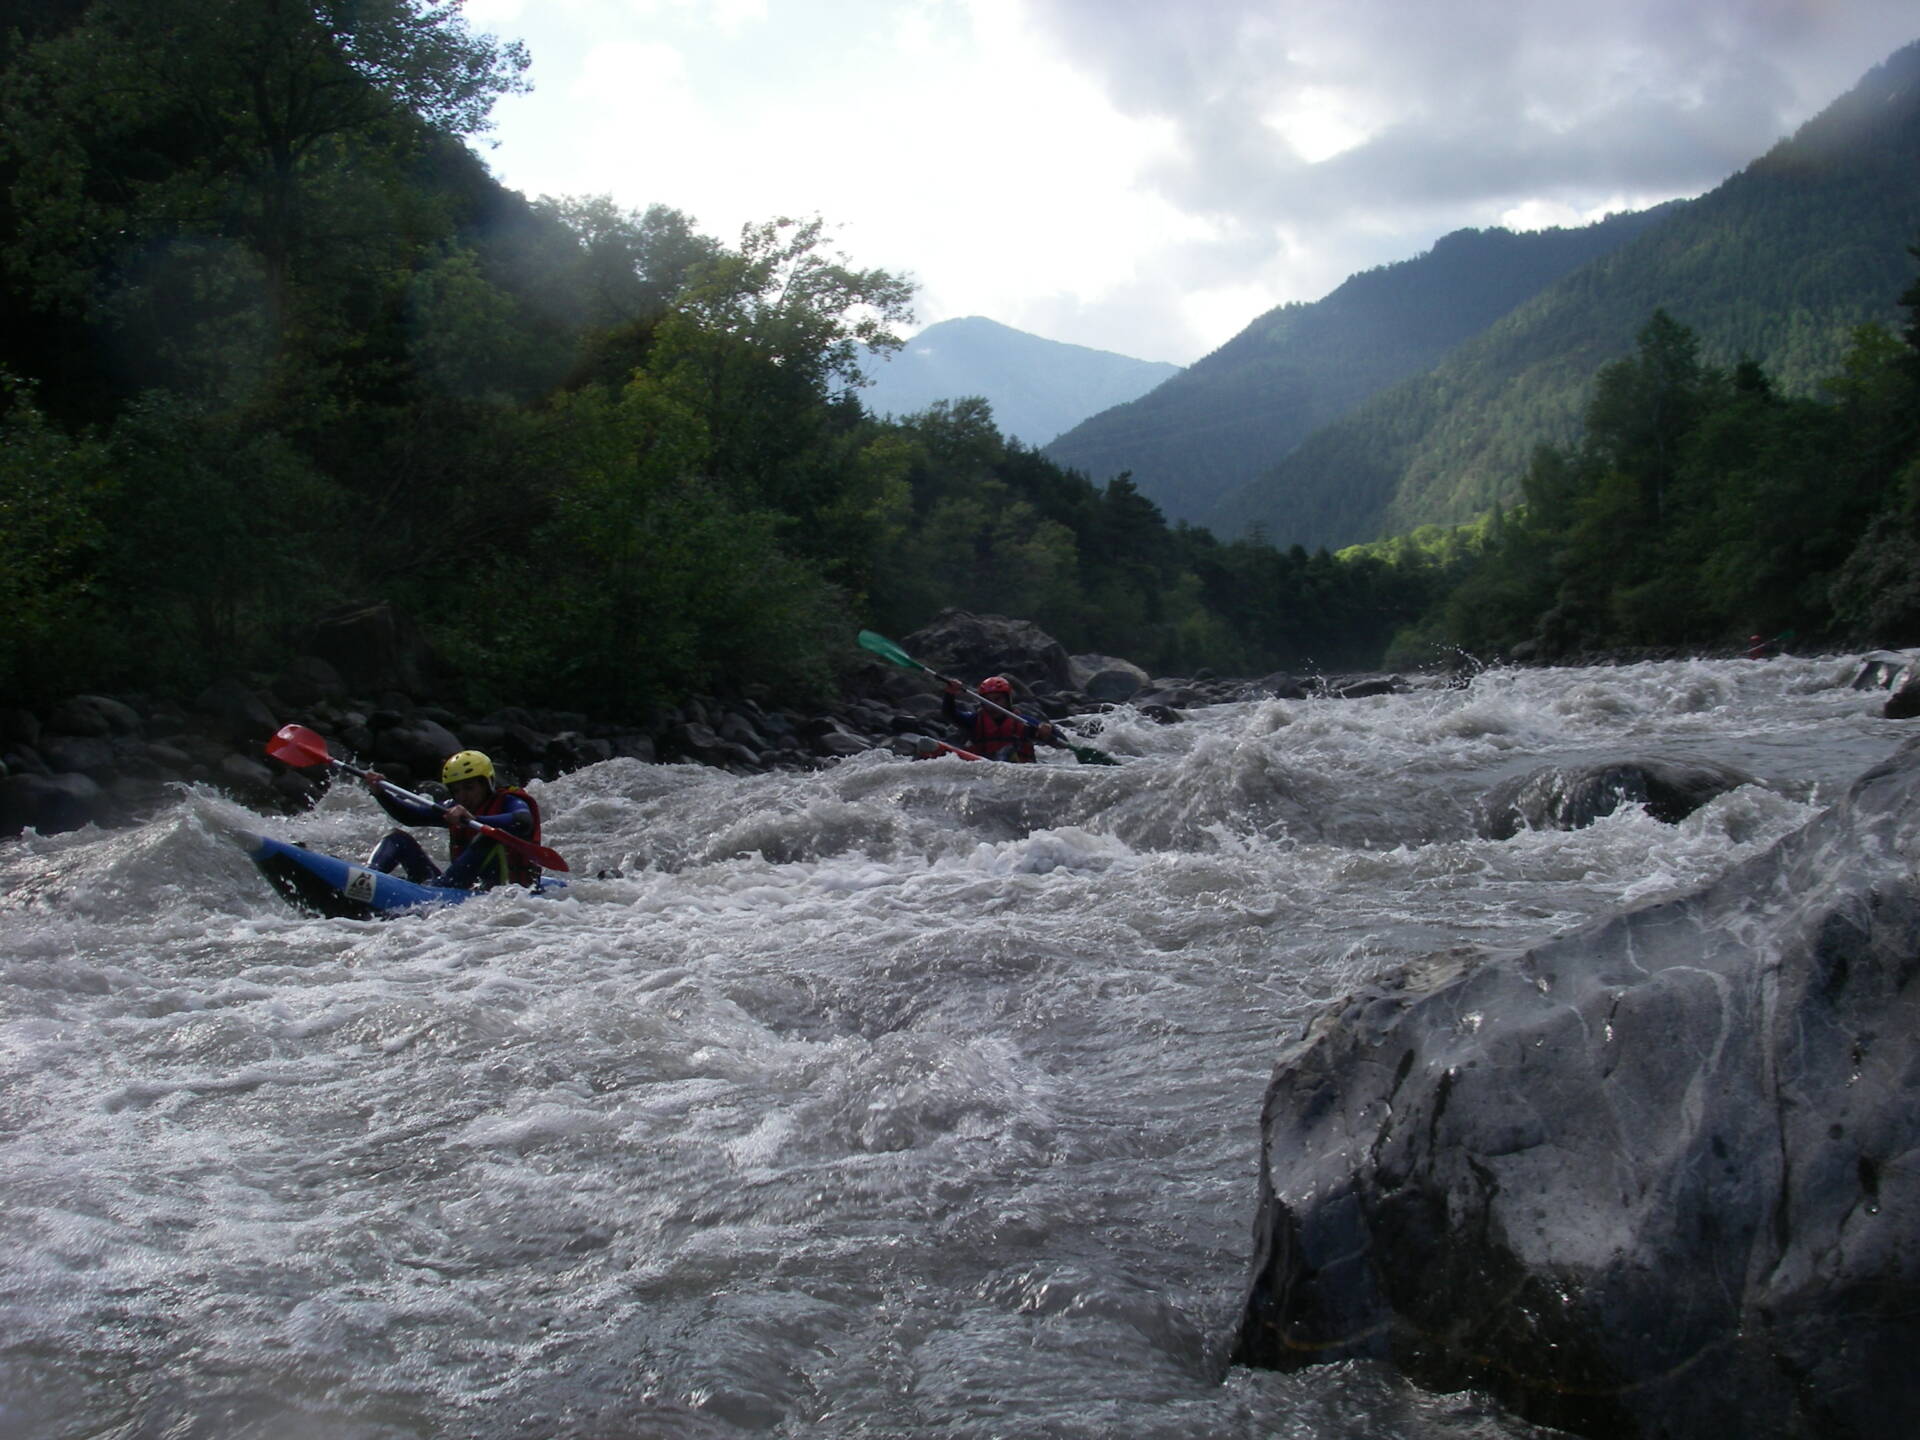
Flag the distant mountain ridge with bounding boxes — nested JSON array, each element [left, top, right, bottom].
[[1205, 37, 1920, 550], [1042, 208, 1678, 525], [858, 316, 1180, 448]]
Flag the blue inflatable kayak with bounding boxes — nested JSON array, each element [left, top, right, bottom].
[[241, 833, 565, 919]]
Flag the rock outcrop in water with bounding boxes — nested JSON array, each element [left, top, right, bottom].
[[1232, 738, 1920, 1437], [1477, 758, 1755, 839]]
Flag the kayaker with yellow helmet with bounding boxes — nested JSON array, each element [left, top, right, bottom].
[[363, 749, 545, 890]]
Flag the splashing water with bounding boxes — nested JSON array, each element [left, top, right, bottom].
[[0, 656, 1896, 1438]]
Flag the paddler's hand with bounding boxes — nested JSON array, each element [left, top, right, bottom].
[[1036, 722, 1056, 742], [444, 804, 474, 833], [363, 771, 387, 795], [945, 679, 962, 694]]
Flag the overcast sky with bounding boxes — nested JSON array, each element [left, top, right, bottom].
[[459, 0, 1919, 365]]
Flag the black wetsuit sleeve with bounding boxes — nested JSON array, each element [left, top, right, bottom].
[[373, 785, 444, 827]]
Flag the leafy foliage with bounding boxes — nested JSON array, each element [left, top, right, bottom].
[[1407, 296, 1920, 659], [3, 7, 1918, 721]]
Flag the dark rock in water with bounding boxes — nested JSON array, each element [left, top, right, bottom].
[[272, 656, 347, 708], [371, 717, 463, 773], [194, 677, 279, 745], [1479, 758, 1753, 839], [1885, 673, 1920, 719], [1849, 649, 1917, 690], [1232, 738, 1920, 1439], [1330, 675, 1404, 700], [0, 771, 106, 836], [905, 610, 1077, 695], [48, 694, 143, 738], [1257, 672, 1311, 700], [1072, 653, 1151, 702]]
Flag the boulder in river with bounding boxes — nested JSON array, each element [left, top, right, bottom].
[[905, 609, 1078, 695], [1478, 757, 1755, 839], [1233, 737, 1920, 1438]]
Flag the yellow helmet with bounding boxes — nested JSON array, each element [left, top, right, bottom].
[[441, 750, 495, 786]]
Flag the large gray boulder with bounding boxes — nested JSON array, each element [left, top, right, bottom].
[[1233, 738, 1920, 1438], [904, 610, 1077, 696], [0, 771, 106, 836], [1071, 653, 1151, 702]]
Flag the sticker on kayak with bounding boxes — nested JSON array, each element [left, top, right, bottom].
[[345, 868, 378, 903]]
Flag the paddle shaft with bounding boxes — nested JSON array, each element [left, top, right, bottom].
[[348, 758, 561, 870], [855, 631, 1115, 764], [267, 725, 566, 871]]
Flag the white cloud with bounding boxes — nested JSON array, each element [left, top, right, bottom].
[[466, 0, 1920, 363]]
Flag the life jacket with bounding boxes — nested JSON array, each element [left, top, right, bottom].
[[449, 784, 544, 886], [971, 708, 1038, 763]]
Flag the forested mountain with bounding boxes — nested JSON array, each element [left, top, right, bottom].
[[1213, 38, 1920, 551], [1041, 208, 1675, 524], [859, 316, 1179, 447]]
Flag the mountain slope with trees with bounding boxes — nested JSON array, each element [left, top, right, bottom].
[[1213, 38, 1920, 551], [858, 316, 1179, 447], [1042, 208, 1675, 525]]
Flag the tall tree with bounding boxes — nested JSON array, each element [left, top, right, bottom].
[[0, 0, 529, 390]]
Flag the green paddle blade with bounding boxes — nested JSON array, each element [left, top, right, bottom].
[[857, 630, 927, 671]]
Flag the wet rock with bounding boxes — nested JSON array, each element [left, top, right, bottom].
[[195, 677, 280, 745], [1072, 654, 1151, 702], [41, 735, 120, 779], [1256, 672, 1312, 700], [48, 694, 143, 738], [218, 754, 281, 803], [1849, 649, 1917, 690], [1885, 672, 1920, 719], [371, 718, 464, 772], [0, 771, 105, 836], [905, 609, 1078, 694], [1479, 758, 1756, 839], [1329, 675, 1405, 700], [271, 656, 348, 708], [808, 724, 869, 759], [1233, 739, 1920, 1439]]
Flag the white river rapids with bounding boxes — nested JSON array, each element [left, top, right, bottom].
[[0, 655, 1902, 1438]]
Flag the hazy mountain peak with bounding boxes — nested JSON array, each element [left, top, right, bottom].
[[861, 317, 1181, 448]]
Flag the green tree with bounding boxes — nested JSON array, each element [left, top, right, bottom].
[[1, 0, 529, 383], [0, 374, 114, 697]]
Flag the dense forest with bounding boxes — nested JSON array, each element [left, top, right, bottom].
[[0, 0, 1429, 721], [3, 3, 1919, 728], [1376, 285, 1920, 664]]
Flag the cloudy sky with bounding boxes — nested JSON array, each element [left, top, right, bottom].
[[459, 0, 1919, 365]]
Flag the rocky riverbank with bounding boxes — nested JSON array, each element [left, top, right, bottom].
[[0, 610, 1432, 839], [9, 607, 1911, 843]]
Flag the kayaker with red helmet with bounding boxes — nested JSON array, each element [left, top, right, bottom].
[[363, 749, 544, 890], [942, 675, 1056, 762]]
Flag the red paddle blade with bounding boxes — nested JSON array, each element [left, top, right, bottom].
[[527, 841, 569, 872], [266, 723, 338, 769]]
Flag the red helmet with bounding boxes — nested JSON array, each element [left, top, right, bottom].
[[978, 675, 1013, 697]]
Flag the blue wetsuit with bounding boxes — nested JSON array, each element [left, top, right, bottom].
[[368, 786, 534, 890]]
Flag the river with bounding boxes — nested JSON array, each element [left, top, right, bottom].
[[0, 654, 1902, 1439]]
